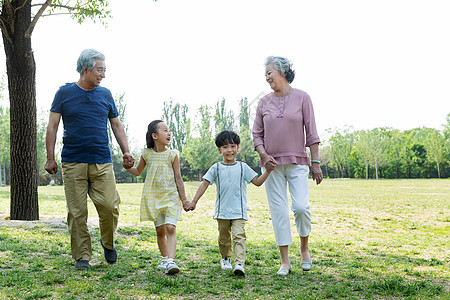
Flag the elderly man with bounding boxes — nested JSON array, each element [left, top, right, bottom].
[[45, 49, 135, 269]]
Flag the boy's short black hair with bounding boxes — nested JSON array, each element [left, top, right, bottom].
[[215, 130, 240, 147]]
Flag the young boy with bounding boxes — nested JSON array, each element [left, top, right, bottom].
[[189, 130, 271, 276]]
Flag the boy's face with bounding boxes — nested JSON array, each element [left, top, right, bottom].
[[218, 143, 239, 164]]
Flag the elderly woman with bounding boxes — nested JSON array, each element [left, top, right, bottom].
[[252, 56, 323, 276]]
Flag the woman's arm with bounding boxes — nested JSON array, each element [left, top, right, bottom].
[[255, 145, 277, 172], [253, 101, 277, 172], [309, 143, 323, 185]]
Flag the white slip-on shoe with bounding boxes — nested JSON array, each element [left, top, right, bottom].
[[301, 251, 312, 271], [220, 257, 232, 271], [301, 259, 312, 271], [277, 266, 291, 276]]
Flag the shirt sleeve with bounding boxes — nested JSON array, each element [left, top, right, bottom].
[[242, 163, 258, 183], [107, 89, 119, 119], [252, 98, 265, 149], [302, 93, 321, 147], [170, 149, 179, 164], [202, 163, 217, 185], [50, 87, 64, 113]]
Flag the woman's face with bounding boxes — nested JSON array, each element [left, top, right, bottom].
[[265, 63, 285, 91]]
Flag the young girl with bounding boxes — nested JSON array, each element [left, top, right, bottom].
[[126, 120, 190, 275]]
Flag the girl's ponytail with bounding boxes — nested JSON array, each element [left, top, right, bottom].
[[146, 120, 163, 148]]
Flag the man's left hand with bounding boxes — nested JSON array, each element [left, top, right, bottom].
[[122, 152, 135, 169]]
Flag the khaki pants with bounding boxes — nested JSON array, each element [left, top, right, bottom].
[[217, 219, 246, 265], [62, 163, 120, 261]]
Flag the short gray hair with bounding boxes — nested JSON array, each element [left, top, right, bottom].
[[76, 49, 105, 74], [264, 56, 296, 83]]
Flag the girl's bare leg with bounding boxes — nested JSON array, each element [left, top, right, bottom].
[[165, 224, 177, 259], [156, 225, 168, 257]]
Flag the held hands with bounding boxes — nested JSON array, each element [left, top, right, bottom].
[[182, 199, 198, 212], [261, 153, 277, 172], [122, 152, 135, 169], [182, 199, 193, 212]]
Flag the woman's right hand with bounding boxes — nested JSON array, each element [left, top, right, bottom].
[[261, 153, 277, 172]]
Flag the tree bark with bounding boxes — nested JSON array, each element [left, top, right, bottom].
[[1, 0, 39, 220]]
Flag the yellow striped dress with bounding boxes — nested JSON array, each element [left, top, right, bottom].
[[140, 148, 182, 222]]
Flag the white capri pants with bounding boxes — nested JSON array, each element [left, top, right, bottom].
[[263, 164, 311, 246]]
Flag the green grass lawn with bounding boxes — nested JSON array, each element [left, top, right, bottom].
[[0, 179, 449, 299]]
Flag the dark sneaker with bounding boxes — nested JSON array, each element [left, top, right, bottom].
[[100, 239, 117, 264], [75, 260, 90, 269]]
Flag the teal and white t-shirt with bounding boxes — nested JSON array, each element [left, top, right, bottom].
[[203, 161, 258, 220]]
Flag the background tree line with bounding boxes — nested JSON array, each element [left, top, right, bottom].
[[0, 92, 448, 185], [322, 119, 450, 179]]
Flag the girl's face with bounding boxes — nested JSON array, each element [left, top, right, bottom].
[[152, 122, 171, 146], [265, 63, 285, 91]]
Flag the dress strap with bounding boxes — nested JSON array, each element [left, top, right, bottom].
[[216, 163, 221, 218]]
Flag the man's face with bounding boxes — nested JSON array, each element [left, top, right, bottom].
[[84, 59, 106, 88]]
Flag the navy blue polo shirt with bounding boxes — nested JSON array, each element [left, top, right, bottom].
[[50, 82, 119, 163]]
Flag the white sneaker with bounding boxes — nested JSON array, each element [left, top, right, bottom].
[[165, 261, 180, 275], [220, 257, 232, 270], [233, 263, 245, 276], [157, 259, 168, 271]]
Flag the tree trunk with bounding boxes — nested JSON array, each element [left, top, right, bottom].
[[436, 160, 440, 179], [1, 1, 39, 220]]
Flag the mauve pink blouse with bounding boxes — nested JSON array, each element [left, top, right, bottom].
[[252, 88, 320, 166]]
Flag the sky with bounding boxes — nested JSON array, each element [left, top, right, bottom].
[[1, 0, 449, 148]]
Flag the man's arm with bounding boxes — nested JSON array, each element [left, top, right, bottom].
[[44, 112, 61, 174], [109, 117, 135, 168], [126, 156, 146, 176]]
